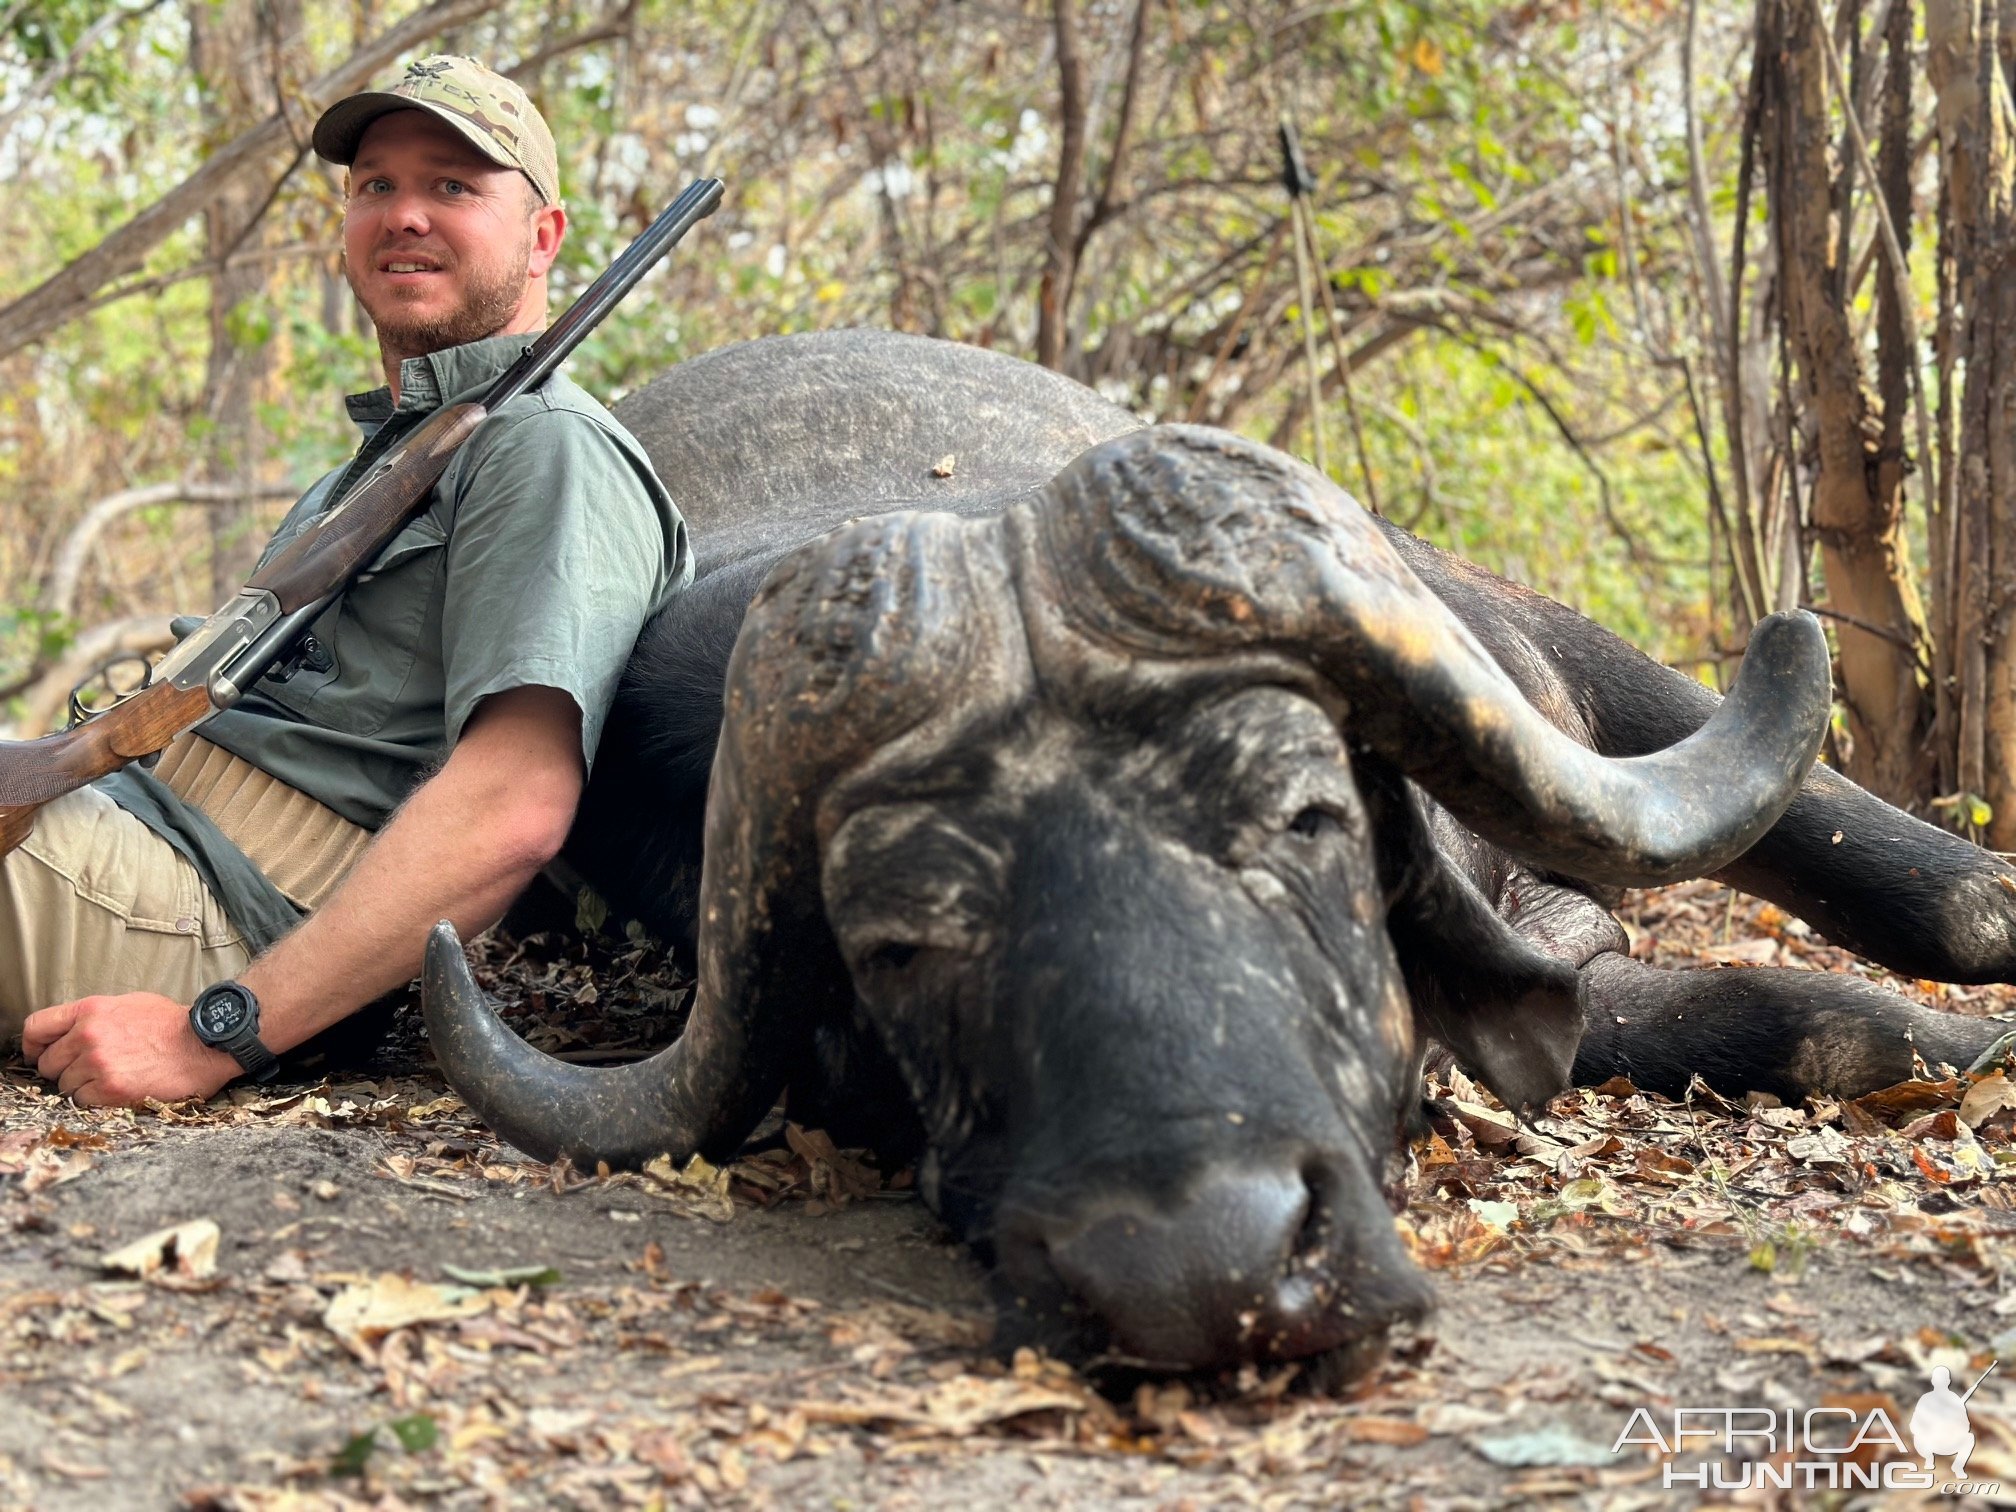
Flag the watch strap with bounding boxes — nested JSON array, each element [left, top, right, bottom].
[[218, 1026, 280, 1083]]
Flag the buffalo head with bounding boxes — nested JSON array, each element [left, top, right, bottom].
[[424, 427, 1828, 1379]]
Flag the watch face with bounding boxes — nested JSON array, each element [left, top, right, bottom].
[[193, 985, 253, 1041]]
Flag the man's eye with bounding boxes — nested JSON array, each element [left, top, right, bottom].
[[442, 180, 467, 195]]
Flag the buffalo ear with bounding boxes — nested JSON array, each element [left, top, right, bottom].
[[1356, 753, 1583, 1113]]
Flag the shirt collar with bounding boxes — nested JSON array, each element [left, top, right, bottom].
[[343, 333, 540, 435]]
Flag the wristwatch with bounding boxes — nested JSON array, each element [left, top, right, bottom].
[[189, 981, 280, 1083]]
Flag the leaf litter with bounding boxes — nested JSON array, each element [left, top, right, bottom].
[[0, 884, 2013, 1505]]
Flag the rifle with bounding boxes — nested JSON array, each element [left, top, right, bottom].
[[0, 176, 725, 858], [1961, 1360, 2000, 1404]]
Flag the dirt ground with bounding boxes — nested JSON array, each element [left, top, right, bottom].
[[4, 881, 2016, 1511]]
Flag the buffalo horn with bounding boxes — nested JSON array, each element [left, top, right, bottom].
[[422, 512, 989, 1168], [422, 920, 758, 1165], [1019, 426, 1830, 888]]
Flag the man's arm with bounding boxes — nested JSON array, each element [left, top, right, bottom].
[[22, 685, 583, 1106]]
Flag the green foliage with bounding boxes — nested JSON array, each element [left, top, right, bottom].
[[1, 0, 1753, 682], [332, 1412, 438, 1477], [1341, 334, 1711, 663]]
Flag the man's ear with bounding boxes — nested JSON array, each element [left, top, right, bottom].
[[527, 199, 566, 278], [1355, 751, 1584, 1113]]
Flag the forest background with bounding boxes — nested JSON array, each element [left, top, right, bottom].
[[0, 0, 2000, 844]]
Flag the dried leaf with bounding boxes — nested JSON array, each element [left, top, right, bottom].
[[641, 1152, 736, 1222], [321, 1274, 492, 1356], [99, 1219, 219, 1281], [1853, 1077, 1960, 1122], [1961, 1072, 2016, 1129], [1345, 1415, 1430, 1446], [1632, 1147, 1696, 1182], [38, 1453, 107, 1481], [1418, 1402, 1508, 1434], [19, 1147, 93, 1194], [1444, 1099, 1520, 1147], [1785, 1126, 1853, 1166], [1899, 1109, 1962, 1142]]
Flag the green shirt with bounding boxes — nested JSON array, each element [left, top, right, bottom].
[[99, 334, 690, 952]]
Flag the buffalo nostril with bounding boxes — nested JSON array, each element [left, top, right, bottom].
[[1020, 1158, 1431, 1372], [1293, 1158, 1339, 1265], [1041, 1166, 1315, 1368]]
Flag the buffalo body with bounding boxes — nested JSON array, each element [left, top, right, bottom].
[[424, 331, 2014, 1377]]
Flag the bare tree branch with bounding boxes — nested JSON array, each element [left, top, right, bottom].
[[0, 0, 167, 156], [42, 481, 298, 620], [0, 0, 503, 359], [0, 615, 177, 737], [73, 241, 339, 320], [1073, 0, 1149, 259], [1036, 0, 1089, 370], [506, 0, 638, 81]]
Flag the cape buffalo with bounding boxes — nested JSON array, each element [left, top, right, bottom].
[[422, 330, 2013, 1380]]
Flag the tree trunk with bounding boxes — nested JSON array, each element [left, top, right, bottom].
[[189, 0, 307, 600], [1708, 25, 1794, 648], [1755, 0, 1931, 808], [1036, 0, 1089, 372], [1926, 0, 2016, 844]]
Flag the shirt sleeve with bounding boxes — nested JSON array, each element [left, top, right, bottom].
[[435, 403, 687, 767]]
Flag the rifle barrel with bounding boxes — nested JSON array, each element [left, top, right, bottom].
[[485, 177, 725, 411], [1960, 1359, 2000, 1403]]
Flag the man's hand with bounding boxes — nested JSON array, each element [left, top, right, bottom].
[[15, 686, 583, 1111], [21, 994, 237, 1107]]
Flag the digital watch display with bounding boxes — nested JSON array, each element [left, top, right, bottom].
[[188, 981, 280, 1083]]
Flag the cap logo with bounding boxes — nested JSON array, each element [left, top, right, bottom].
[[313, 53, 562, 204]]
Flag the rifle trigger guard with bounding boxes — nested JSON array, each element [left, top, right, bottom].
[[65, 651, 156, 732]]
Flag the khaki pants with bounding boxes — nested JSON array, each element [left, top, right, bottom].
[[0, 783, 252, 1045], [0, 736, 372, 1045]]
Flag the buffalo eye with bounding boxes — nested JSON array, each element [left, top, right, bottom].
[[1288, 805, 1345, 840], [861, 940, 923, 973]]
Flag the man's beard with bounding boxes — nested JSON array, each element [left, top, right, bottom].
[[348, 237, 531, 361]]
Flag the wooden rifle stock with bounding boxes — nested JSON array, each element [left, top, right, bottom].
[[0, 176, 725, 860], [0, 681, 215, 854]]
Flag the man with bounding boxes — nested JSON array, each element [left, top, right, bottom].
[[8, 57, 689, 1106]]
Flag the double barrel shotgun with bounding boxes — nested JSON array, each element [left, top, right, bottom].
[[0, 177, 725, 858]]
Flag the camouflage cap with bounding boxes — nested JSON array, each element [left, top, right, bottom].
[[312, 55, 560, 205]]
